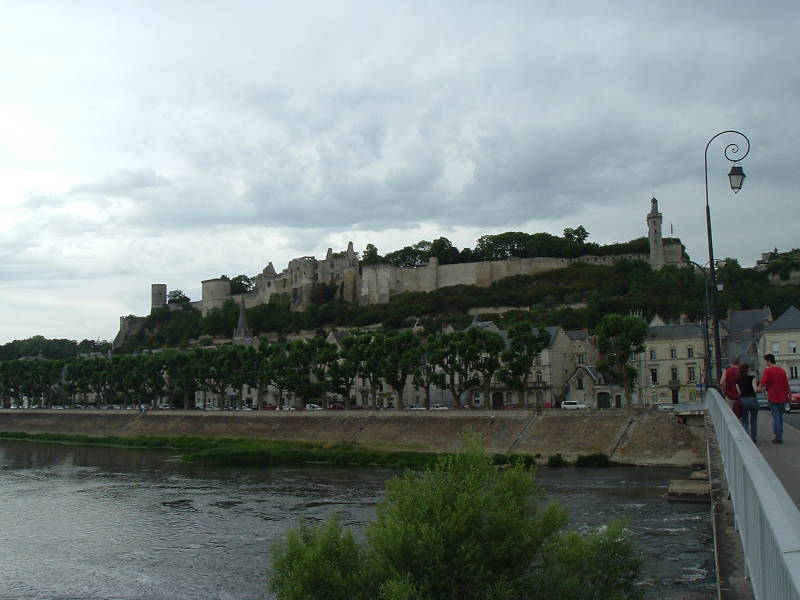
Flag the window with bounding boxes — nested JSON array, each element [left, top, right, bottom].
[[650, 369, 658, 384], [687, 347, 694, 358], [671, 367, 678, 382], [688, 367, 696, 382], [670, 348, 677, 359], [649, 349, 656, 360], [790, 342, 797, 355], [791, 365, 799, 379], [535, 371, 543, 384], [576, 377, 584, 390], [577, 354, 585, 365], [534, 353, 542, 365], [772, 341, 782, 355]]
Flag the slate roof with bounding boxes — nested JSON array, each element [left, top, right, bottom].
[[566, 329, 589, 340], [645, 323, 704, 341], [766, 306, 800, 331], [723, 308, 772, 333]]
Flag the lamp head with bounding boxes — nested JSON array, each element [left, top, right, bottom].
[[728, 164, 746, 193]]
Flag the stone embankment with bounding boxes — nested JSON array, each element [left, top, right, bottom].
[[0, 408, 705, 467]]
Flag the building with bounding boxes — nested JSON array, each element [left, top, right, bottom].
[[757, 306, 800, 381], [637, 318, 706, 406]]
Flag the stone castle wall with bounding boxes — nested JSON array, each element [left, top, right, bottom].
[[119, 201, 686, 347]]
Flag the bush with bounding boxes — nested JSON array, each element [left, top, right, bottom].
[[575, 453, 611, 468], [547, 453, 570, 468], [269, 438, 643, 599]]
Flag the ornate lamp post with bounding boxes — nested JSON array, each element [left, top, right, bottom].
[[705, 130, 750, 385]]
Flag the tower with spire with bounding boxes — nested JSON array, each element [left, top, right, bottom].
[[647, 196, 665, 270], [233, 297, 254, 346]]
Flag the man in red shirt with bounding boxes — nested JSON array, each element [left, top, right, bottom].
[[719, 359, 741, 413], [760, 354, 791, 444]]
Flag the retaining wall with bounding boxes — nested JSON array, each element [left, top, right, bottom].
[[0, 409, 705, 467]]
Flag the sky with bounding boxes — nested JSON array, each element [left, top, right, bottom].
[[1, 1, 798, 344]]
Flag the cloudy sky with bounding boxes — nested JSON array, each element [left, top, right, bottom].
[[1, 1, 798, 344]]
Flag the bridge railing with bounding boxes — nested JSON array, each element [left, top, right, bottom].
[[706, 388, 800, 599]]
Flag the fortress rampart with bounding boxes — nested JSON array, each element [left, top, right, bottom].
[[116, 198, 685, 347]]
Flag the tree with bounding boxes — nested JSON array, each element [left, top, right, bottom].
[[361, 243, 384, 266], [596, 314, 647, 405], [563, 226, 589, 244], [468, 327, 506, 410], [167, 290, 191, 304], [378, 330, 422, 409], [269, 438, 643, 600], [499, 324, 552, 408], [230, 274, 254, 294], [430, 331, 481, 408]]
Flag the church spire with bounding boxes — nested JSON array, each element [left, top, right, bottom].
[[233, 297, 253, 345]]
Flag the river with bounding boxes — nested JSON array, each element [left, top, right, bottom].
[[0, 440, 715, 599]]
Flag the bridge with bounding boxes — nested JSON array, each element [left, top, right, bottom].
[[706, 388, 800, 599]]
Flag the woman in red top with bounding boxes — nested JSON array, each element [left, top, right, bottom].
[[761, 354, 791, 443]]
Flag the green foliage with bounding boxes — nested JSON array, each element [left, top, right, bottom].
[[0, 335, 104, 361], [167, 289, 191, 304], [547, 453, 570, 468], [533, 521, 644, 600], [269, 439, 642, 600], [575, 453, 611, 468], [270, 515, 370, 600], [229, 274, 254, 294]]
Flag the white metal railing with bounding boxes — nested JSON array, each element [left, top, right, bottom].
[[706, 388, 800, 599]]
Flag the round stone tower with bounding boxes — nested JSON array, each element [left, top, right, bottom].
[[647, 197, 664, 270]]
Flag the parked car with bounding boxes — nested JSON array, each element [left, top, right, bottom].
[[260, 404, 277, 410], [405, 404, 426, 410], [431, 403, 449, 410], [656, 403, 675, 411], [790, 384, 800, 411], [560, 400, 588, 410], [305, 403, 323, 411]]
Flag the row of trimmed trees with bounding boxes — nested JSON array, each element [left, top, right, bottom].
[[0, 326, 554, 410], [0, 314, 645, 410]]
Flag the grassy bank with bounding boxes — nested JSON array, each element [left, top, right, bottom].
[[0, 431, 536, 470]]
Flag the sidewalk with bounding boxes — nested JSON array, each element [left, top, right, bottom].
[[752, 412, 800, 508]]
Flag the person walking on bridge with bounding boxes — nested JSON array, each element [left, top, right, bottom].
[[736, 363, 759, 443], [761, 354, 791, 444], [720, 358, 741, 418]]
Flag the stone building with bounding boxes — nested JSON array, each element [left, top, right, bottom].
[[757, 306, 800, 381]]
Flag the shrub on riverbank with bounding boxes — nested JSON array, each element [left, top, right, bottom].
[[269, 437, 643, 600], [575, 453, 611, 468], [0, 431, 536, 471]]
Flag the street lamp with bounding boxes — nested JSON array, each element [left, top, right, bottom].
[[704, 130, 750, 386]]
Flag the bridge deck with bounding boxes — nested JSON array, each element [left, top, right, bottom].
[[756, 417, 800, 508]]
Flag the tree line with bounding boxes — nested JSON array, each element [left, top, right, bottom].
[[0, 326, 561, 410]]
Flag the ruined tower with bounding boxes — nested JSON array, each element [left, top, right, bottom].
[[151, 284, 167, 313]]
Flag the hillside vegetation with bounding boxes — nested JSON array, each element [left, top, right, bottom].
[[112, 258, 800, 352]]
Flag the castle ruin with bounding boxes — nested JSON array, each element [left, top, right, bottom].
[[113, 198, 684, 347]]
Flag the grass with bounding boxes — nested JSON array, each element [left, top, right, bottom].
[[0, 431, 537, 470]]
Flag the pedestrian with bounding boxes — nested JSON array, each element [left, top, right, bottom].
[[760, 353, 791, 444], [736, 363, 759, 443], [719, 358, 742, 418]]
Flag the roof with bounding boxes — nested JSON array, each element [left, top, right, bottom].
[[645, 323, 704, 341], [766, 306, 800, 331], [566, 329, 589, 341], [723, 308, 772, 333]]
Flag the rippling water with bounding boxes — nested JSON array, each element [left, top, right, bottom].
[[0, 441, 714, 599]]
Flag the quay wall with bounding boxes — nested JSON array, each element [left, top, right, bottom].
[[0, 409, 705, 467]]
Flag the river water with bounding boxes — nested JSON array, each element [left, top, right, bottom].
[[0, 440, 715, 599]]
